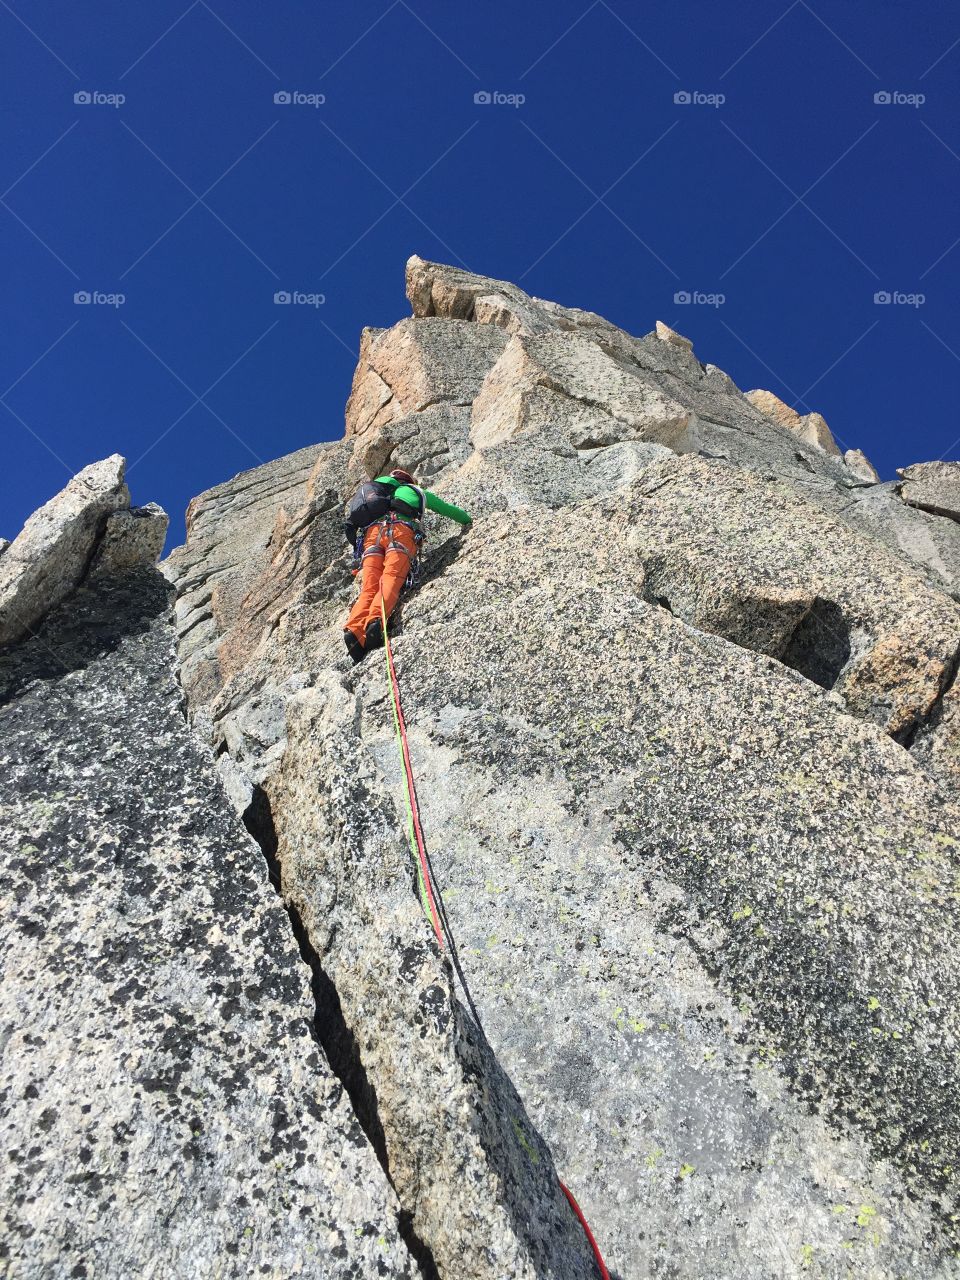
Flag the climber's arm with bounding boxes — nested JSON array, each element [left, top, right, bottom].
[[423, 490, 472, 526]]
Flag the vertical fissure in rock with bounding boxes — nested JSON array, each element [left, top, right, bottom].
[[898, 641, 960, 749], [240, 785, 441, 1280], [240, 786, 388, 1162], [68, 510, 113, 589]]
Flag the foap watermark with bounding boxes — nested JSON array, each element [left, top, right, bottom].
[[274, 290, 325, 307], [474, 90, 526, 108], [874, 290, 925, 307], [274, 90, 326, 107], [874, 90, 925, 107], [74, 290, 125, 307], [674, 90, 725, 108], [74, 90, 125, 108], [674, 290, 725, 307]]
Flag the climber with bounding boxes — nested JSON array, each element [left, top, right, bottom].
[[342, 468, 471, 662]]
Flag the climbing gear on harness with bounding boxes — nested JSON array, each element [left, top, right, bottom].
[[361, 514, 424, 558], [345, 517, 421, 649], [379, 599, 610, 1280], [356, 513, 424, 585]]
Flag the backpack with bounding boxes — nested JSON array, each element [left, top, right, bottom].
[[387, 482, 425, 521], [343, 480, 393, 545]]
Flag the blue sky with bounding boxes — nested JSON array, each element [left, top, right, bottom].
[[3, 0, 959, 547]]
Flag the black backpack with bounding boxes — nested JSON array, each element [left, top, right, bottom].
[[343, 479, 393, 545]]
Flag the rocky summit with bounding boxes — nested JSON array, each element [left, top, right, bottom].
[[2, 259, 960, 1280]]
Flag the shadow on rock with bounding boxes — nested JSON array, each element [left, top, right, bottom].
[[0, 567, 172, 708]]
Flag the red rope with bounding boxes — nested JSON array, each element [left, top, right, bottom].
[[560, 1182, 610, 1279], [381, 609, 610, 1280]]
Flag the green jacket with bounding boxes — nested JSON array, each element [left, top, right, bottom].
[[374, 475, 472, 527]]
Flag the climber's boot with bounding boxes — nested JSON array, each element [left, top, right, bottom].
[[343, 630, 365, 664], [364, 618, 384, 651]]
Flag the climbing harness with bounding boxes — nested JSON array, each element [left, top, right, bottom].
[[379, 598, 610, 1280], [354, 513, 424, 588]]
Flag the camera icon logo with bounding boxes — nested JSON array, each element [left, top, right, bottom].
[[274, 291, 292, 305], [74, 91, 91, 104], [73, 291, 91, 304], [673, 290, 692, 304], [474, 90, 492, 105], [274, 91, 292, 104], [873, 290, 891, 304], [674, 90, 691, 104], [874, 91, 891, 104]]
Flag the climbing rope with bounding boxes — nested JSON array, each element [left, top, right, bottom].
[[380, 598, 484, 1030], [560, 1184, 611, 1280], [378, 598, 610, 1280]]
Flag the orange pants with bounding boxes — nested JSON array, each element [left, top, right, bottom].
[[345, 521, 418, 645]]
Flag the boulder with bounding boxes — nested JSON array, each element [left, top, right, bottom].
[[655, 319, 694, 352], [746, 390, 842, 456], [898, 460, 960, 523], [612, 451, 960, 749], [795, 409, 842, 456], [470, 330, 696, 453], [745, 387, 801, 427], [0, 455, 129, 647], [844, 447, 881, 483], [344, 316, 508, 439], [88, 502, 169, 576]]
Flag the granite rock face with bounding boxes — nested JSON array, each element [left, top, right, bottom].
[[899, 461, 960, 523], [271, 673, 599, 1280], [379, 527, 960, 1279], [165, 442, 325, 709], [7, 257, 960, 1279], [616, 451, 960, 744], [0, 568, 414, 1279], [155, 258, 960, 1279]]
